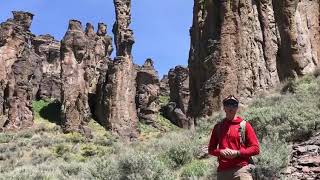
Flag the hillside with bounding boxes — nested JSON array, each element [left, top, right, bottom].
[[0, 72, 319, 179]]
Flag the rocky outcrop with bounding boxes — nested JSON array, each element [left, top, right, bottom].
[[96, 0, 138, 139], [84, 23, 113, 94], [274, 0, 320, 79], [188, 0, 320, 118], [60, 20, 91, 132], [284, 132, 320, 179], [0, 11, 42, 129], [60, 21, 113, 133], [168, 66, 190, 114], [84, 22, 113, 116], [33, 34, 61, 100], [136, 58, 160, 124], [163, 66, 192, 129], [160, 75, 170, 97]]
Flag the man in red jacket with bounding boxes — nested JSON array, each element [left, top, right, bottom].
[[208, 95, 260, 180]]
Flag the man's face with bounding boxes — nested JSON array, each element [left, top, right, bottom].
[[223, 100, 238, 120]]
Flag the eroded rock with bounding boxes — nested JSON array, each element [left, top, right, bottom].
[[0, 11, 42, 129], [96, 0, 138, 139], [136, 58, 160, 124], [163, 66, 192, 128], [33, 34, 61, 100], [188, 0, 320, 118], [60, 20, 91, 132]]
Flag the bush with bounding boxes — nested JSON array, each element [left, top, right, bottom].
[[54, 144, 70, 157], [0, 133, 13, 143], [159, 96, 169, 107], [59, 162, 84, 177], [242, 76, 320, 142], [65, 132, 86, 144], [0, 166, 52, 180], [87, 157, 120, 180], [253, 136, 289, 179], [31, 149, 54, 165], [118, 151, 173, 180], [81, 145, 99, 157], [165, 141, 194, 168], [180, 160, 208, 179]]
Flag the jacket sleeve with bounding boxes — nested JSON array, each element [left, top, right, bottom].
[[239, 122, 260, 157], [208, 124, 221, 156]]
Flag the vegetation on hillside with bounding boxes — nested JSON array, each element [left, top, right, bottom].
[[0, 73, 319, 179]]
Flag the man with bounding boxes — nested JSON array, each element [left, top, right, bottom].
[[208, 95, 260, 180]]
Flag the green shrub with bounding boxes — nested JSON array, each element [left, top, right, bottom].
[[54, 144, 70, 157], [159, 96, 169, 107], [65, 132, 86, 144], [0, 133, 13, 143], [180, 160, 208, 179], [16, 131, 33, 139], [118, 151, 173, 180], [81, 145, 98, 157], [31, 134, 55, 148], [59, 162, 83, 177], [0, 166, 52, 180], [166, 141, 194, 168], [87, 157, 120, 180], [242, 76, 320, 142], [253, 136, 289, 179], [31, 149, 54, 165]]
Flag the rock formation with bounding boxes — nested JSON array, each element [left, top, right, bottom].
[[0, 11, 42, 129], [188, 0, 320, 118], [33, 34, 61, 100], [84, 22, 113, 117], [163, 66, 191, 128], [168, 66, 190, 114], [96, 0, 138, 139], [136, 58, 160, 124], [284, 132, 320, 179], [159, 75, 170, 97], [60, 20, 91, 132]]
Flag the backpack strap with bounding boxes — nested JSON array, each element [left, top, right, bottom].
[[239, 120, 246, 145]]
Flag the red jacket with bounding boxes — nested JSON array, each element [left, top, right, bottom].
[[208, 116, 260, 171]]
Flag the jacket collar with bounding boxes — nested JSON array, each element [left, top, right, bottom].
[[224, 116, 243, 124]]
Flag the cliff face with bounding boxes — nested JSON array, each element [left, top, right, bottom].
[[0, 11, 42, 129], [188, 0, 320, 118]]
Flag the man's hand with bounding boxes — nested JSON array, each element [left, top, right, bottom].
[[220, 148, 239, 159]]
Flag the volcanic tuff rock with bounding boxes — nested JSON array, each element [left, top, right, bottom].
[[163, 66, 192, 129], [188, 0, 320, 118], [60, 20, 91, 132], [96, 0, 138, 139], [0, 11, 42, 129], [84, 22, 113, 117], [168, 66, 190, 115], [160, 75, 170, 97], [136, 58, 160, 124], [33, 34, 61, 100]]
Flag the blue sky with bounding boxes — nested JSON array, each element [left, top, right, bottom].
[[0, 0, 193, 78]]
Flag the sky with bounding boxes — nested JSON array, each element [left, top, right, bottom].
[[0, 0, 193, 78]]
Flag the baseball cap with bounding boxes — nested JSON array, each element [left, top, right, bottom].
[[223, 95, 239, 107]]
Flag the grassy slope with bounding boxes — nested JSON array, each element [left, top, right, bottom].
[[0, 74, 319, 179]]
